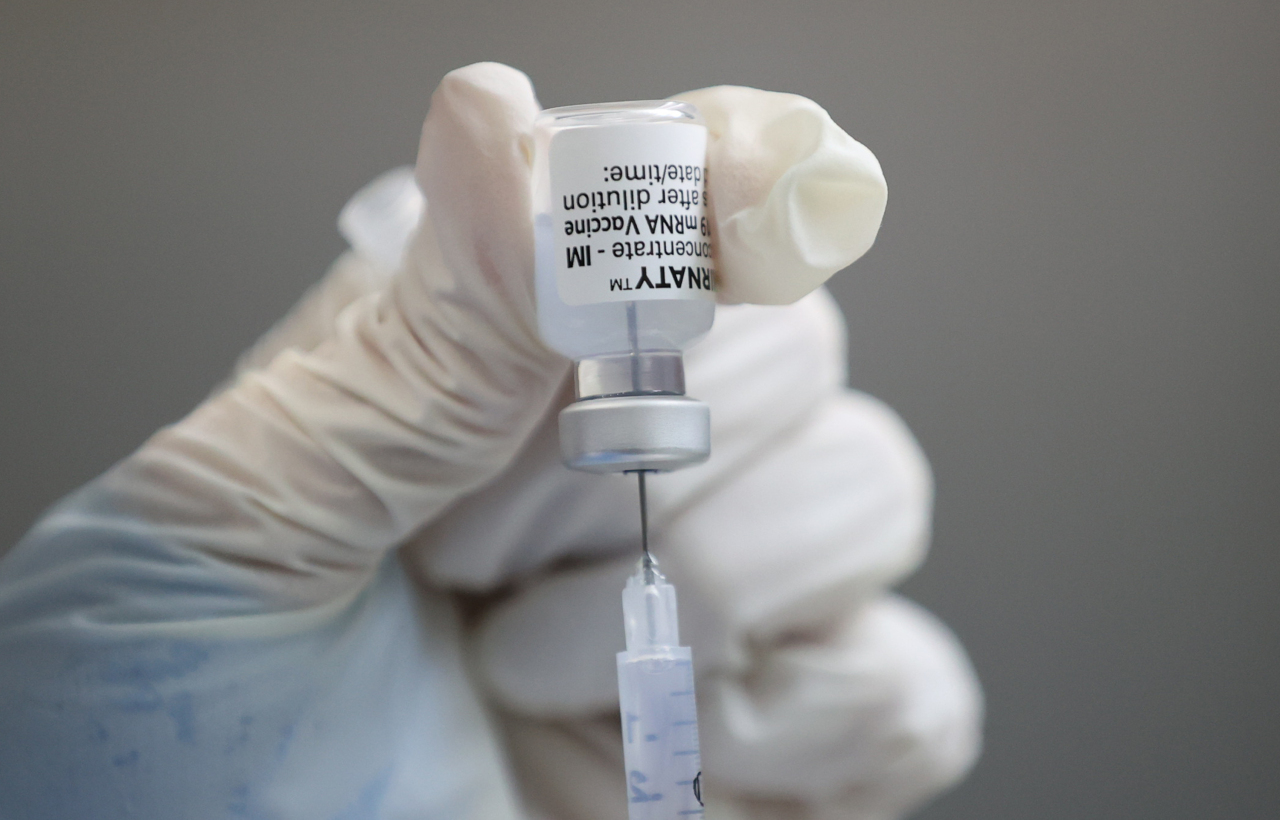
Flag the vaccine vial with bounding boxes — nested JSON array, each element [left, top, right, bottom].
[[532, 101, 715, 473]]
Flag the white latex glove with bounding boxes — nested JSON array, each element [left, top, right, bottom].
[[242, 96, 980, 819], [0, 61, 979, 820], [394, 84, 979, 819], [0, 62, 564, 820], [232, 226, 981, 820], [416, 286, 983, 820]]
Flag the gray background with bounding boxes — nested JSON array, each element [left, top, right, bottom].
[[2, 1, 1277, 817]]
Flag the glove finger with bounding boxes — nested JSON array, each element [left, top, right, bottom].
[[336, 165, 425, 275], [487, 597, 980, 820], [674, 86, 887, 305], [660, 390, 931, 671], [408, 289, 846, 589], [652, 287, 846, 521], [415, 61, 544, 351], [471, 390, 931, 712], [233, 62, 549, 435], [92, 63, 568, 611], [475, 555, 634, 715], [699, 594, 982, 814]]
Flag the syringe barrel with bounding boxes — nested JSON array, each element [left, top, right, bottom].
[[616, 646, 704, 820]]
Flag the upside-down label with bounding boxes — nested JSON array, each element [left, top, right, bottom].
[[550, 122, 714, 306]]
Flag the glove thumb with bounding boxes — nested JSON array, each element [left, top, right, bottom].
[[675, 86, 887, 305], [92, 63, 568, 610]]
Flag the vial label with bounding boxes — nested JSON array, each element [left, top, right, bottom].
[[550, 123, 714, 306]]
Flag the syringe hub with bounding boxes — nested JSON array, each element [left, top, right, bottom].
[[622, 558, 681, 652]]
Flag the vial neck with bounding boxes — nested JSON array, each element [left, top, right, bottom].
[[574, 351, 686, 401]]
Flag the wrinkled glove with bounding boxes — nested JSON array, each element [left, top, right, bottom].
[[0, 62, 979, 820], [442, 298, 981, 820]]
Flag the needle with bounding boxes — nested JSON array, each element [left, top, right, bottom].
[[637, 470, 655, 584]]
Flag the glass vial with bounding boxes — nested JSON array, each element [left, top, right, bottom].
[[532, 101, 715, 473]]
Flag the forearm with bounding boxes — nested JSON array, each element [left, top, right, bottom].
[[0, 524, 517, 820]]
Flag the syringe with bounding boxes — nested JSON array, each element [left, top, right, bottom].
[[617, 471, 704, 820], [528, 99, 712, 819]]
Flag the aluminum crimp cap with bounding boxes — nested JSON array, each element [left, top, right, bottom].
[[559, 393, 710, 473]]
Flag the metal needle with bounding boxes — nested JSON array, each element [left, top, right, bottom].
[[637, 470, 655, 584]]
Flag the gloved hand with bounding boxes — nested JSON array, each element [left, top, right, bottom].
[[0, 62, 979, 820]]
